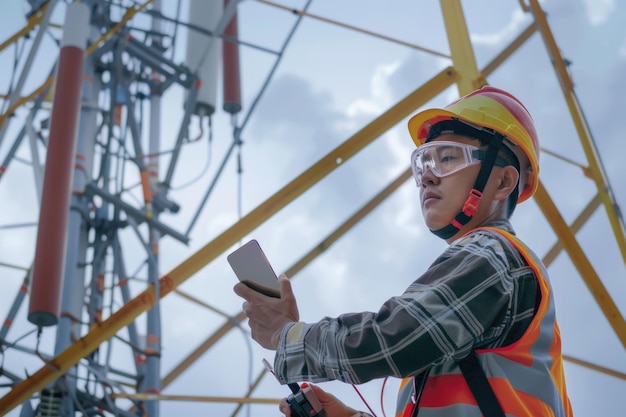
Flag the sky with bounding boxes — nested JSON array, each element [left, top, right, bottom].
[[0, 0, 625, 416]]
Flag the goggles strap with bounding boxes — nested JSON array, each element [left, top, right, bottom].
[[431, 134, 505, 240]]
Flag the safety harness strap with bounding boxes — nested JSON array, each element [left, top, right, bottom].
[[458, 350, 506, 417], [407, 352, 505, 417]]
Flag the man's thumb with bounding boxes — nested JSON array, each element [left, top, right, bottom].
[[278, 275, 294, 297], [306, 383, 333, 403]]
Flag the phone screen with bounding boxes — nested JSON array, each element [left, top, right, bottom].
[[227, 239, 281, 298]]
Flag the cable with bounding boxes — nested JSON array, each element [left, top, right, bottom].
[[380, 377, 388, 417], [351, 384, 378, 417], [3, 328, 38, 349], [168, 0, 183, 61], [170, 115, 214, 190], [236, 116, 243, 220], [237, 0, 315, 134], [572, 88, 624, 224]]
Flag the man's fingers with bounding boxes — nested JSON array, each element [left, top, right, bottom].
[[278, 275, 294, 299], [233, 282, 252, 298], [309, 384, 335, 403], [233, 282, 266, 301], [279, 398, 291, 416]]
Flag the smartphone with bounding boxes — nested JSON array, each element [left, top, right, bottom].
[[227, 239, 281, 298]]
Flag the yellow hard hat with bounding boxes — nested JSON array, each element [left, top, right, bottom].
[[407, 86, 539, 202]]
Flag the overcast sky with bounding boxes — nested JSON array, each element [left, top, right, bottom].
[[0, 1, 624, 416]]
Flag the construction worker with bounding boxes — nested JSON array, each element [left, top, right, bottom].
[[234, 86, 573, 417]]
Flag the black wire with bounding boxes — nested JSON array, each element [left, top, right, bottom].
[[169, 0, 182, 61], [572, 89, 624, 223]]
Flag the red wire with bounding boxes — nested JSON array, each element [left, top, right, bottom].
[[380, 377, 388, 417], [352, 383, 378, 417]]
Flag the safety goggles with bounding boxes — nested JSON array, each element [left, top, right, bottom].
[[411, 141, 509, 185]]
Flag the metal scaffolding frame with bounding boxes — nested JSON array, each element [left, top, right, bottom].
[[0, 0, 623, 416]]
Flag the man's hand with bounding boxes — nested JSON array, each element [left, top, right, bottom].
[[233, 274, 299, 350], [279, 384, 360, 417]]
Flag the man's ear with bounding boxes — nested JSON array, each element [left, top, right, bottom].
[[493, 166, 519, 201]]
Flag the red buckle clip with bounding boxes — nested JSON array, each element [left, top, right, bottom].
[[462, 189, 483, 216]]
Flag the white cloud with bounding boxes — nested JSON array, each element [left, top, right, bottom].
[[581, 0, 615, 25], [470, 8, 531, 46], [345, 61, 401, 119]]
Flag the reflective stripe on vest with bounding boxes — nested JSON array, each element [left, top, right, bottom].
[[395, 227, 573, 417]]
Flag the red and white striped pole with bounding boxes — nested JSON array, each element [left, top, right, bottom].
[[28, 2, 91, 327]]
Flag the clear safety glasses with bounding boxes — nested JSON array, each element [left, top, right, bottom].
[[410, 141, 508, 185]]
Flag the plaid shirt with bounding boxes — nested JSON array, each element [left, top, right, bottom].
[[273, 220, 539, 385]]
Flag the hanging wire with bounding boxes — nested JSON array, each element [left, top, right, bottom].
[[380, 377, 389, 417], [170, 115, 214, 190], [185, 0, 317, 238], [351, 384, 378, 417], [168, 0, 183, 61], [237, 0, 315, 134], [225, 1, 317, 409], [572, 88, 624, 224], [236, 115, 243, 221], [3, 328, 39, 350]]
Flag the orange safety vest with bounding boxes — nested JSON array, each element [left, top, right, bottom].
[[395, 227, 573, 417]]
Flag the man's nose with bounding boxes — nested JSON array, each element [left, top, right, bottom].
[[420, 167, 440, 186]]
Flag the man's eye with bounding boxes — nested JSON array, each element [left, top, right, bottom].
[[440, 155, 457, 163]]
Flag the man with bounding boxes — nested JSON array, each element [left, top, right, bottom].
[[234, 86, 573, 417]]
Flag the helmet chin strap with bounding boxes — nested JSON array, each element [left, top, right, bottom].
[[430, 134, 504, 240]]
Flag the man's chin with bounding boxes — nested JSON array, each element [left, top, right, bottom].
[[422, 211, 453, 232], [424, 219, 450, 233]]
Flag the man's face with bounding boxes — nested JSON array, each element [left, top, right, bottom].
[[418, 134, 484, 232]]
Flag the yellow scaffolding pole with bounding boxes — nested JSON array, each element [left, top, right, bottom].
[[0, 2, 49, 53], [562, 355, 626, 381], [542, 194, 602, 267], [112, 393, 280, 404], [440, 0, 486, 94], [534, 181, 626, 347], [481, 20, 538, 78], [528, 0, 626, 267]]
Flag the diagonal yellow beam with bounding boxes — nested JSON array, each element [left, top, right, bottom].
[[0, 67, 458, 416], [563, 354, 626, 381], [440, 0, 486, 94], [534, 181, 626, 348], [0, 2, 49, 53], [112, 393, 280, 404], [229, 362, 270, 417], [542, 194, 602, 267], [528, 0, 626, 267], [481, 20, 538, 78]]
